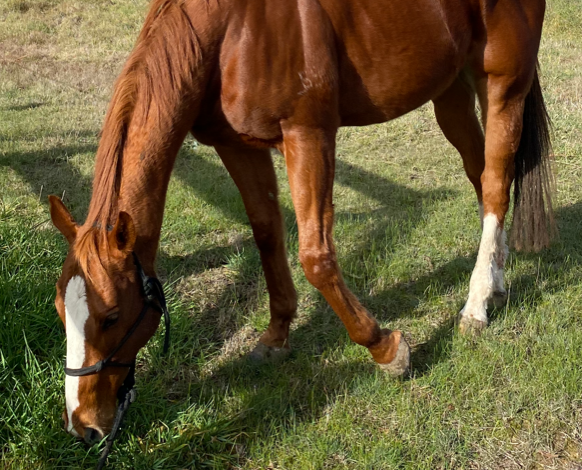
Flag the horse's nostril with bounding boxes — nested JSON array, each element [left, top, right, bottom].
[[84, 427, 103, 445]]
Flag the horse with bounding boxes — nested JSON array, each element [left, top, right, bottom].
[[48, 0, 554, 445]]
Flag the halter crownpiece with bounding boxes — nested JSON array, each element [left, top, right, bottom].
[[63, 252, 171, 469]]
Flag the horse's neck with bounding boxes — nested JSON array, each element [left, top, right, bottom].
[[117, 105, 193, 267], [87, 97, 195, 270], [85, 0, 211, 268]]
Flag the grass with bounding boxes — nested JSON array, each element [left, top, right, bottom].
[[1, 0, 582, 468]]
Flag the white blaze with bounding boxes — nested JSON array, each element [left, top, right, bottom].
[[64, 276, 89, 436]]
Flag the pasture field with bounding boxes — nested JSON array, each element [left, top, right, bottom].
[[1, 1, 582, 468]]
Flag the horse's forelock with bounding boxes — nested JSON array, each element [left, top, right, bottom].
[[73, 228, 110, 284]]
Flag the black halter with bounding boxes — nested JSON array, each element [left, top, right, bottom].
[[64, 253, 170, 469]]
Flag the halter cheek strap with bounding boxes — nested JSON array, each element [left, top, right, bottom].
[[63, 253, 170, 470], [133, 253, 171, 355]]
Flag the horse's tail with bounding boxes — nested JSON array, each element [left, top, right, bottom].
[[510, 66, 556, 252]]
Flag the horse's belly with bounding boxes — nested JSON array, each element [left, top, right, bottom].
[[339, 50, 462, 126], [212, 0, 474, 137]]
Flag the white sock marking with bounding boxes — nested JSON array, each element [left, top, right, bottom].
[[461, 214, 503, 323], [64, 276, 89, 436]]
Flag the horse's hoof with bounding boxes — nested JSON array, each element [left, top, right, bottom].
[[489, 290, 508, 309], [378, 336, 410, 378], [458, 315, 487, 336], [248, 342, 291, 362]]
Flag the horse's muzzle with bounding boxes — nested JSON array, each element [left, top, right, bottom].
[[84, 427, 104, 445]]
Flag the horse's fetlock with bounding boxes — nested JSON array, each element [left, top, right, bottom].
[[270, 294, 297, 320], [349, 330, 376, 348]]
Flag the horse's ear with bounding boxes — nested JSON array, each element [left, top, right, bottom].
[[109, 211, 136, 254], [48, 195, 78, 244]]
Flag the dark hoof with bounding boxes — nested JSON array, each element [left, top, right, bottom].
[[489, 290, 508, 309], [378, 336, 410, 378], [248, 342, 291, 363], [458, 315, 487, 336]]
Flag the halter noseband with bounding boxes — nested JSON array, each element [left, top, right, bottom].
[[64, 253, 171, 469]]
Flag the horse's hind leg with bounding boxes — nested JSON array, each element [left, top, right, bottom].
[[457, 3, 554, 334], [459, 68, 550, 334], [215, 145, 297, 360], [433, 76, 485, 216], [457, 74, 523, 335], [433, 76, 508, 308], [281, 126, 410, 377]]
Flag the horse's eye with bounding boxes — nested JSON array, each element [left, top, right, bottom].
[[102, 312, 119, 331]]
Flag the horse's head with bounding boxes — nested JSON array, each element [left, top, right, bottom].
[[49, 196, 161, 444]]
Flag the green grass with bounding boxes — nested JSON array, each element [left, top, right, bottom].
[[1, 0, 582, 468]]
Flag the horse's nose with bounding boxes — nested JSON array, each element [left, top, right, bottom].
[[83, 427, 104, 445]]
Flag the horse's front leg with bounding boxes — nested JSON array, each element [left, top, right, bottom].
[[215, 145, 297, 360], [281, 125, 410, 377]]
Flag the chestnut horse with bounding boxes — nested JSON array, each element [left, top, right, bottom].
[[49, 0, 554, 444]]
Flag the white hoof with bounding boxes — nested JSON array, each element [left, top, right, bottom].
[[458, 314, 488, 336]]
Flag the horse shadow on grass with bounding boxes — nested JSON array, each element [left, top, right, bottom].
[[124, 144, 582, 468], [123, 166, 582, 467]]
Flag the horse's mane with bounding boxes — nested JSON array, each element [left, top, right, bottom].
[[75, 0, 201, 273]]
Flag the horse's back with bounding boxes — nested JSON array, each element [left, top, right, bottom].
[[192, 0, 546, 144]]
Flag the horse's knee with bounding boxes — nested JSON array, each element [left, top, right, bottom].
[[299, 248, 338, 290]]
